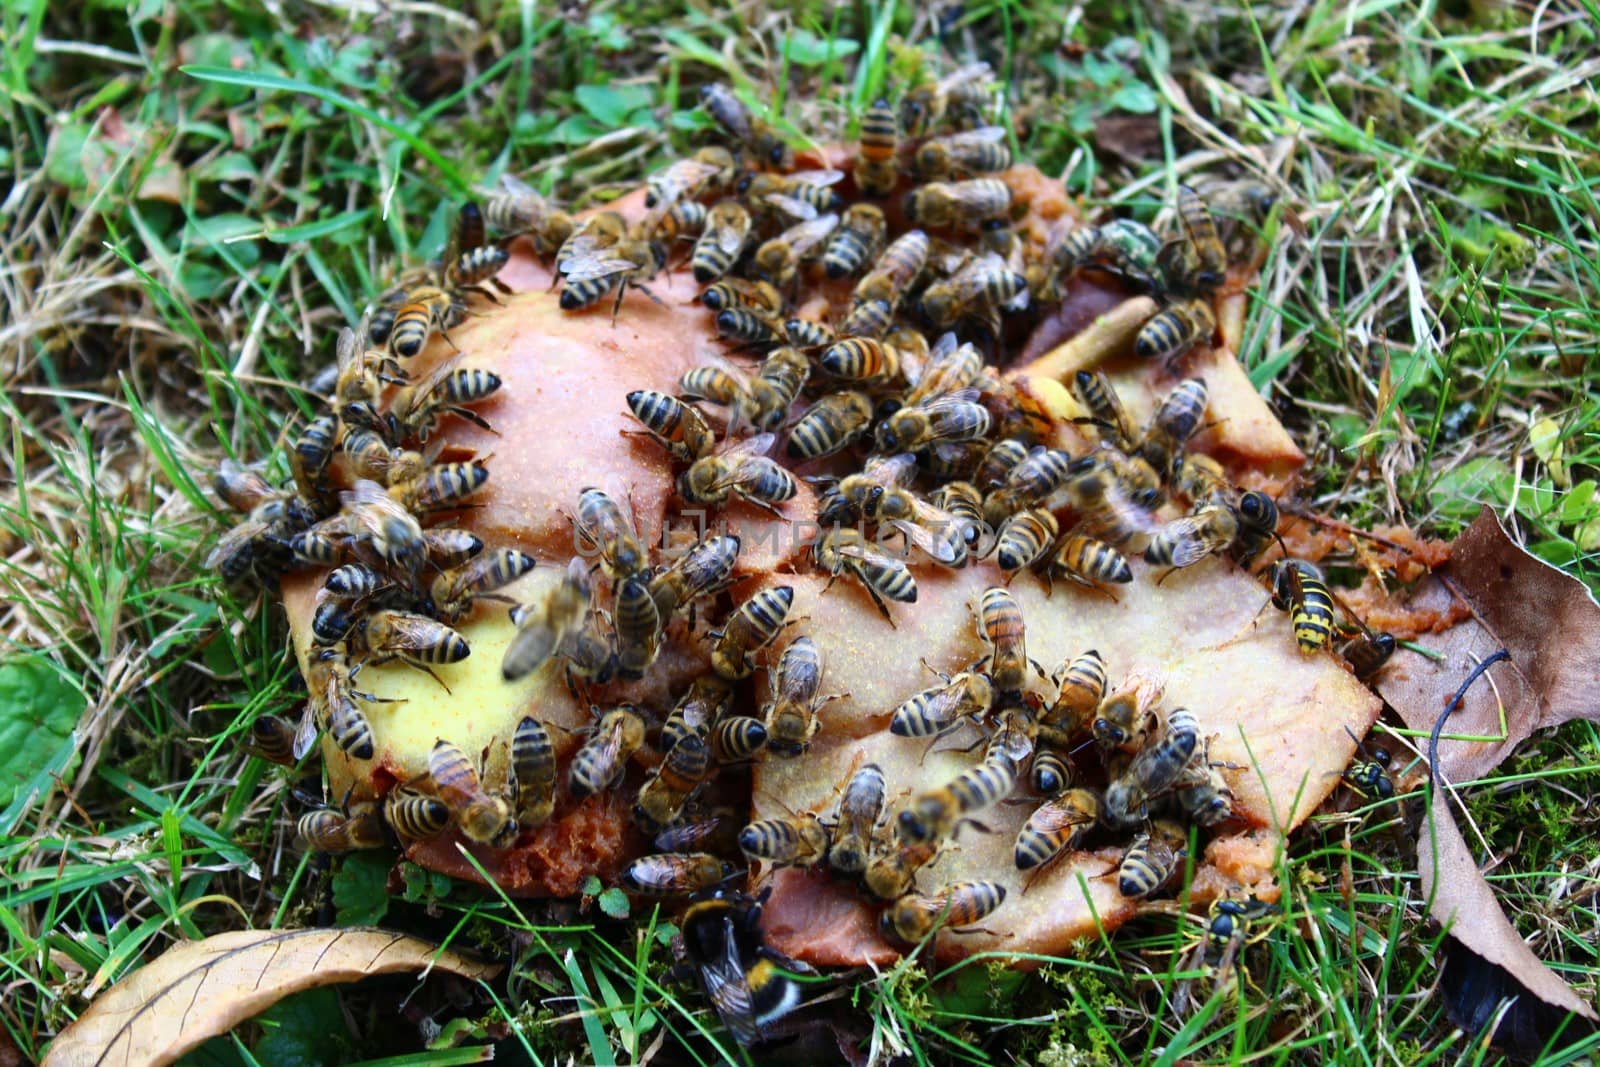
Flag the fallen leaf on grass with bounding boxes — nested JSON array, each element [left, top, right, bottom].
[[1377, 507, 1600, 1043], [42, 927, 502, 1067]]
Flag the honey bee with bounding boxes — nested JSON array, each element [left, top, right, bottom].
[[928, 481, 988, 551], [1103, 708, 1200, 829], [710, 716, 770, 763], [503, 560, 591, 682], [1058, 456, 1161, 549], [338, 427, 419, 487], [556, 210, 627, 274], [701, 276, 782, 316], [904, 178, 1012, 230], [818, 337, 901, 384], [386, 355, 502, 443], [635, 732, 711, 830], [825, 452, 918, 525], [823, 203, 888, 278], [1014, 788, 1100, 872], [709, 586, 794, 680], [388, 461, 490, 516], [715, 308, 786, 346], [985, 705, 1038, 770], [1143, 505, 1238, 570], [691, 200, 752, 284], [652, 810, 742, 854], [1139, 377, 1209, 483], [289, 413, 339, 510], [424, 527, 485, 568], [813, 528, 918, 622], [699, 83, 792, 170], [1041, 649, 1107, 745], [763, 636, 827, 758], [914, 126, 1011, 180], [300, 642, 390, 761], [384, 789, 451, 842], [888, 670, 995, 738], [1028, 749, 1073, 796], [1173, 453, 1228, 506], [1231, 490, 1281, 565], [899, 62, 995, 137], [1134, 296, 1216, 363], [837, 296, 895, 340], [880, 880, 1006, 946], [569, 704, 647, 799], [625, 390, 716, 462], [738, 813, 828, 868], [977, 586, 1036, 697], [863, 835, 940, 902], [242, 714, 297, 766], [645, 146, 736, 209], [1071, 370, 1137, 448], [680, 434, 797, 513], [447, 235, 510, 302], [741, 170, 846, 221], [649, 534, 741, 620], [1266, 558, 1337, 654], [1168, 185, 1228, 292], [1049, 534, 1134, 592], [388, 285, 465, 361], [786, 390, 874, 461], [828, 762, 886, 876], [1117, 819, 1188, 899], [745, 347, 810, 432], [983, 446, 1075, 522], [781, 317, 834, 349], [853, 97, 899, 198], [484, 174, 575, 255], [207, 516, 293, 587], [661, 674, 735, 752], [623, 852, 737, 896], [331, 326, 396, 432], [559, 234, 667, 318], [297, 804, 386, 853], [677, 887, 808, 1048], [428, 739, 517, 848], [510, 715, 557, 829], [341, 479, 425, 572], [993, 507, 1059, 574], [877, 488, 980, 567], [853, 229, 929, 308], [1092, 674, 1163, 756], [897, 756, 1019, 844], [875, 391, 991, 452], [361, 609, 470, 687], [975, 438, 1029, 492], [613, 573, 662, 680], [903, 332, 983, 407], [645, 198, 709, 244], [750, 213, 839, 290], [575, 487, 647, 581]]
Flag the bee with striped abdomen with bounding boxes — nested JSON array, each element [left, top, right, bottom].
[[361, 609, 470, 688], [823, 203, 888, 279], [635, 731, 712, 830], [888, 670, 994, 738], [741, 169, 846, 222], [993, 507, 1058, 574], [613, 573, 663, 681], [575, 486, 647, 581], [625, 390, 716, 462], [649, 534, 741, 620], [880, 880, 1006, 946], [750, 214, 839, 290], [899, 62, 995, 137], [298, 803, 386, 854], [691, 200, 752, 284], [762, 636, 829, 759], [1135, 296, 1216, 363], [679, 433, 798, 514], [915, 126, 1011, 180], [387, 461, 490, 516], [503, 559, 591, 682], [622, 852, 737, 895], [875, 391, 991, 453], [384, 789, 451, 843], [385, 354, 502, 443], [510, 715, 557, 829], [919, 253, 1028, 329], [429, 738, 517, 848], [904, 178, 1012, 230], [853, 97, 899, 197], [1014, 788, 1100, 873], [677, 887, 808, 1048], [738, 812, 828, 868], [813, 528, 918, 623], [828, 762, 886, 877], [710, 716, 769, 763], [897, 756, 1019, 845], [1136, 377, 1210, 482], [1116, 819, 1188, 899], [709, 586, 794, 680], [569, 704, 647, 800], [786, 390, 874, 461], [645, 145, 735, 209]]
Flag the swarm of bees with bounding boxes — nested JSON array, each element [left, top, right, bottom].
[[213, 57, 1405, 1052]]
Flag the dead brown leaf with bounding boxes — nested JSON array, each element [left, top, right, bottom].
[[42, 928, 502, 1067], [1377, 507, 1600, 1032], [1093, 113, 1163, 163]]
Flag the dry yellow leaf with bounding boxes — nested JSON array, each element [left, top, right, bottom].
[[43, 928, 501, 1067]]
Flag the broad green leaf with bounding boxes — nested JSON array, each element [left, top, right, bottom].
[[251, 988, 350, 1067], [332, 852, 391, 926], [574, 83, 652, 128], [1428, 457, 1512, 520], [1558, 479, 1597, 526], [597, 886, 630, 919], [0, 656, 85, 809], [1110, 81, 1158, 113]]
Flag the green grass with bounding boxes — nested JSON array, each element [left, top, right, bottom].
[[3, 0, 1599, 1063]]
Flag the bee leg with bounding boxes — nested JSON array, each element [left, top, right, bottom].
[[855, 578, 898, 629], [449, 406, 499, 435], [409, 662, 455, 695], [739, 494, 786, 518]]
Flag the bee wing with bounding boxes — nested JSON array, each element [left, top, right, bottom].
[[890, 517, 964, 565], [293, 701, 321, 761], [713, 219, 750, 255], [789, 168, 845, 187], [910, 388, 982, 416], [203, 520, 266, 570], [560, 253, 638, 282], [334, 326, 363, 375], [942, 125, 1008, 146], [700, 918, 761, 1045], [862, 451, 919, 489], [938, 61, 994, 91], [1155, 515, 1219, 569], [782, 214, 839, 255], [763, 193, 818, 221], [499, 173, 541, 200]]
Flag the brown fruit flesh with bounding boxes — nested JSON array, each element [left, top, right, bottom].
[[281, 166, 1376, 962]]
